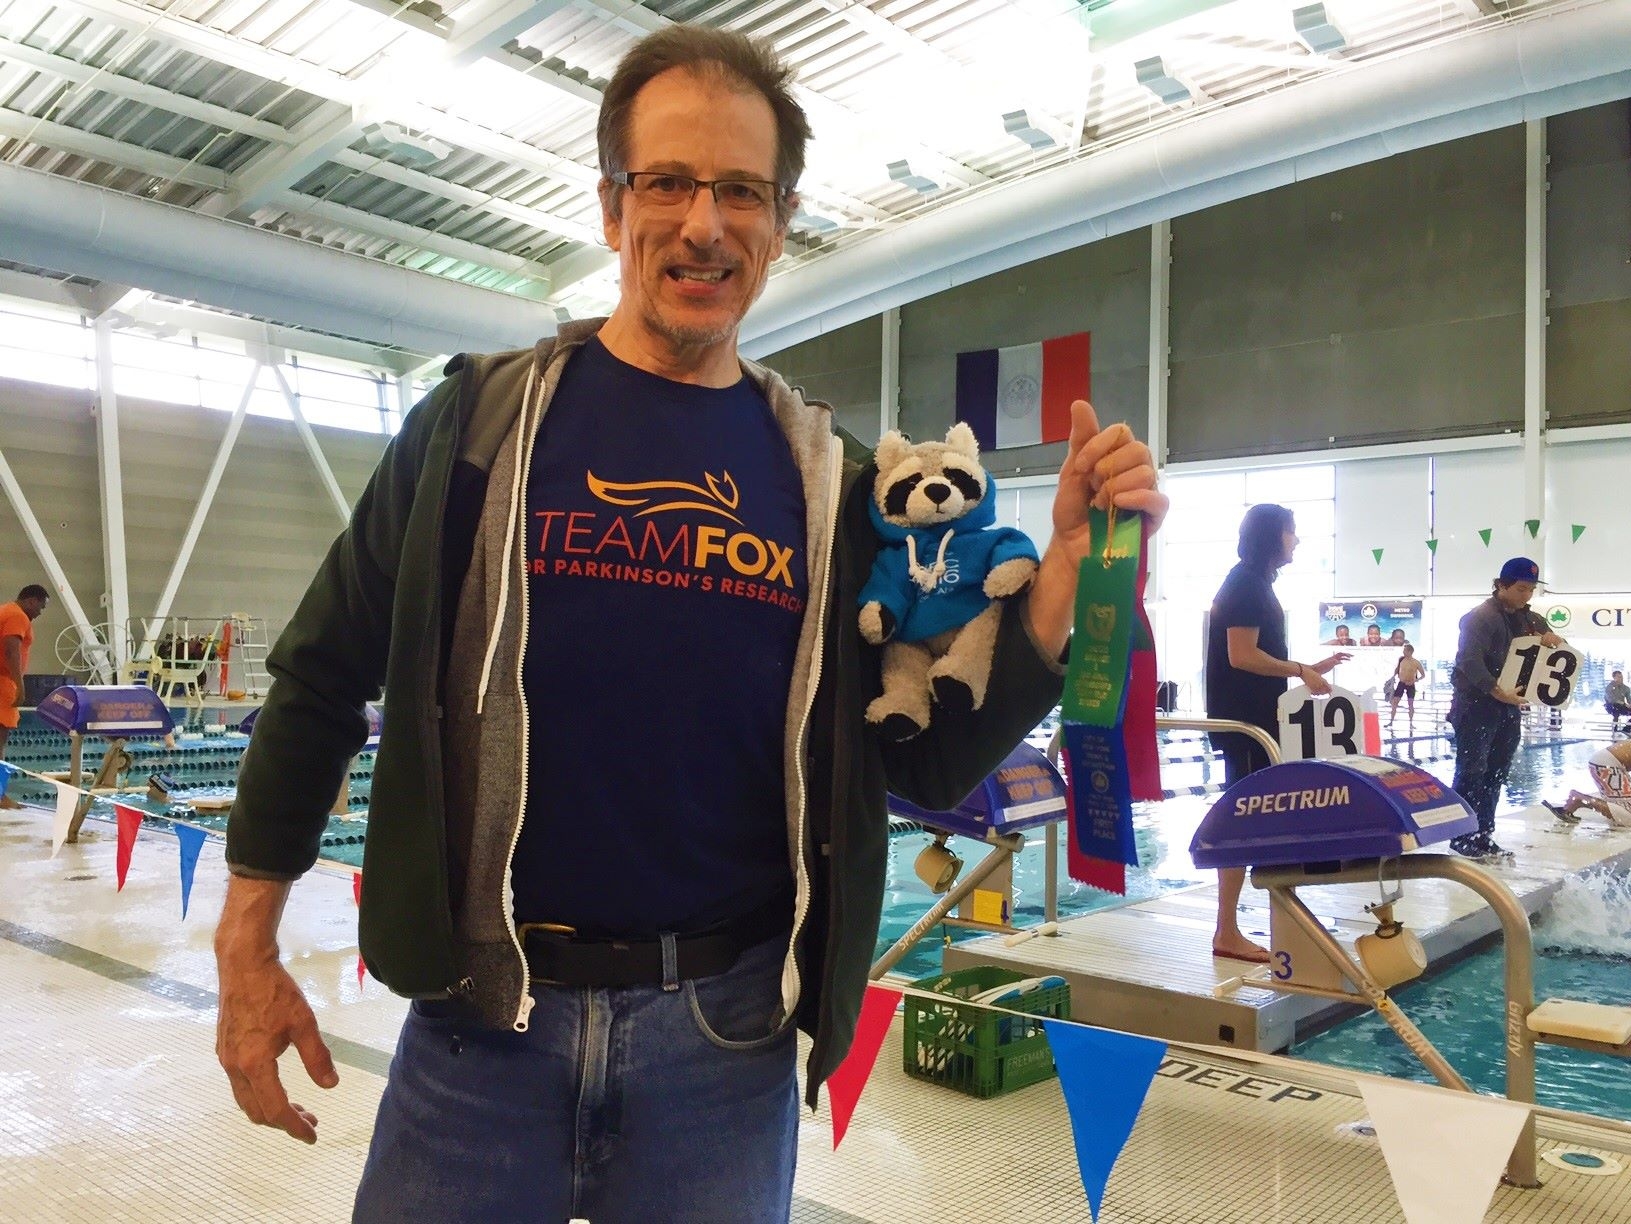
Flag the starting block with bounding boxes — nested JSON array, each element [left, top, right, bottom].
[[35, 685, 174, 843]]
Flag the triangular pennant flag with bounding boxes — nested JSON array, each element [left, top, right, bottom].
[[827, 985, 903, 1150], [1046, 1020, 1167, 1220], [114, 803, 144, 891], [1478, 528, 1492, 546], [175, 823, 207, 919], [357, 955, 367, 986], [353, 871, 363, 907], [1572, 524, 1587, 543], [50, 781, 77, 858], [1372, 548, 1384, 564], [1524, 519, 1540, 539], [1360, 1078, 1530, 1224], [0, 760, 14, 801], [1425, 538, 1438, 554]]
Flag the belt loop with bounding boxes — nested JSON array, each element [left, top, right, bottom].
[[660, 932, 680, 992]]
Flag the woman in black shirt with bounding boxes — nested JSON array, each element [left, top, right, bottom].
[[1204, 504, 1348, 961]]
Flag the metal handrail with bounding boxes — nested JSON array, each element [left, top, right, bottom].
[[1253, 854, 1541, 1188]]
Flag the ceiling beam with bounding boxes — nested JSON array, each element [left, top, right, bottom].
[[0, 35, 291, 145], [0, 107, 231, 190], [805, 0, 1071, 149], [445, 0, 573, 68], [229, 107, 361, 212], [267, 190, 557, 286], [329, 148, 602, 246]]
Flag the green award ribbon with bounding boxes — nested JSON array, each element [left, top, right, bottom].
[[1061, 507, 1147, 886]]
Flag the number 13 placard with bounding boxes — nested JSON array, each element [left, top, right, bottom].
[[1498, 635, 1582, 709], [1276, 683, 1382, 761]]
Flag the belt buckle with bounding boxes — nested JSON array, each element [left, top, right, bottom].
[[516, 921, 577, 940], [517, 922, 577, 988]]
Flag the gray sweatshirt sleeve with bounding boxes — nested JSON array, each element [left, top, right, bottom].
[[1454, 605, 1504, 695]]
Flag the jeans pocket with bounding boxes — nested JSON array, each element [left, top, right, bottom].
[[683, 936, 794, 1052]]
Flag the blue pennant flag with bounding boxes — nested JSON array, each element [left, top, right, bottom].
[[175, 824, 207, 919], [0, 760, 13, 801], [1044, 1020, 1167, 1221]]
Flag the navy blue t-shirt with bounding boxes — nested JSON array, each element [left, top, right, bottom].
[[512, 338, 807, 935], [1204, 562, 1287, 736]]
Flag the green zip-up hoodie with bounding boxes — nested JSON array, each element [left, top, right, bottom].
[[226, 319, 1065, 1105]]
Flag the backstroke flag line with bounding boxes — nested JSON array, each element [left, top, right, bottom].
[[955, 332, 1089, 451], [114, 803, 144, 891], [50, 781, 76, 858], [176, 823, 207, 919], [1360, 1077, 1530, 1224], [1045, 1020, 1167, 1221]]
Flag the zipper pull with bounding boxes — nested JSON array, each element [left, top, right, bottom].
[[513, 993, 536, 1032]]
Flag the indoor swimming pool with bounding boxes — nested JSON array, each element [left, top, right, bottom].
[[1295, 867, 1631, 1118]]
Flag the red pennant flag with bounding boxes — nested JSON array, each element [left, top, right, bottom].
[[114, 804, 143, 892], [826, 985, 903, 1150], [353, 872, 365, 984]]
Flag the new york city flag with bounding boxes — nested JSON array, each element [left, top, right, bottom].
[[954, 331, 1090, 451]]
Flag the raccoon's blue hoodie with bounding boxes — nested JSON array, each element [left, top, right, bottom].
[[860, 479, 1040, 642]]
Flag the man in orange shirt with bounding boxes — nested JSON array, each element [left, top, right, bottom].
[[0, 584, 50, 767]]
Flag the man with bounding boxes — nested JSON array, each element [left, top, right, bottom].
[[1542, 738, 1631, 828], [214, 26, 1167, 1223], [1387, 642, 1425, 732], [1606, 669, 1631, 734], [1447, 557, 1563, 860], [0, 583, 49, 771]]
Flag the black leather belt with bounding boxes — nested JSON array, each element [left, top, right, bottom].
[[518, 897, 792, 989]]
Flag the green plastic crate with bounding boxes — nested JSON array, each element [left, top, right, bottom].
[[903, 965, 1070, 1098]]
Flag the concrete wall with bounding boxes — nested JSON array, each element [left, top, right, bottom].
[[765, 101, 1629, 469], [1546, 100, 1631, 428], [0, 374, 385, 674]]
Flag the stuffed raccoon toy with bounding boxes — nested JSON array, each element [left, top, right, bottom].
[[859, 423, 1040, 741]]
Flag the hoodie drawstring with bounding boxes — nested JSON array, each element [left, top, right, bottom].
[[475, 368, 539, 714], [906, 529, 954, 594]]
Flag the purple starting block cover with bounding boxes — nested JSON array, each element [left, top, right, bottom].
[[1189, 756, 1479, 869], [239, 702, 382, 746], [36, 685, 174, 737], [888, 742, 1067, 838]]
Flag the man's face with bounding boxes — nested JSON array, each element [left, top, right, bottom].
[[600, 68, 789, 364], [1616, 672, 1625, 683], [1497, 580, 1536, 610], [19, 596, 46, 620]]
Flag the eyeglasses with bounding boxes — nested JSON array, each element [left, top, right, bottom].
[[611, 171, 785, 213]]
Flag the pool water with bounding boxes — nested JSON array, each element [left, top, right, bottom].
[[1294, 867, 1631, 1120]]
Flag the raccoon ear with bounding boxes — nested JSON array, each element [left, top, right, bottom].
[[873, 431, 911, 474], [944, 422, 981, 460]]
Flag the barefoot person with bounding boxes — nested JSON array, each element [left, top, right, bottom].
[[1203, 505, 1348, 962], [0, 584, 49, 801], [1543, 739, 1631, 828], [1387, 643, 1425, 732]]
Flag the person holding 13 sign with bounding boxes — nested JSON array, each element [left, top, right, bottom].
[[1204, 504, 1349, 962], [1447, 556, 1566, 860]]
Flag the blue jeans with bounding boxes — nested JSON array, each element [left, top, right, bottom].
[[1450, 704, 1523, 840], [353, 934, 799, 1223]]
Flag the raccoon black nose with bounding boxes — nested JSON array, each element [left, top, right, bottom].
[[924, 483, 951, 504]]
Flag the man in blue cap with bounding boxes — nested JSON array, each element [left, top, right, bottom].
[[1447, 556, 1564, 858]]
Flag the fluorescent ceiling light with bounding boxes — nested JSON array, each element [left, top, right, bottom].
[[887, 160, 940, 194], [1003, 110, 1057, 150], [1293, 4, 1348, 55], [359, 121, 453, 167], [1134, 57, 1195, 106]]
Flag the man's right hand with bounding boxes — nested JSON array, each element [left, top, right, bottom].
[[216, 946, 338, 1143], [214, 875, 337, 1143], [1493, 685, 1529, 708]]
